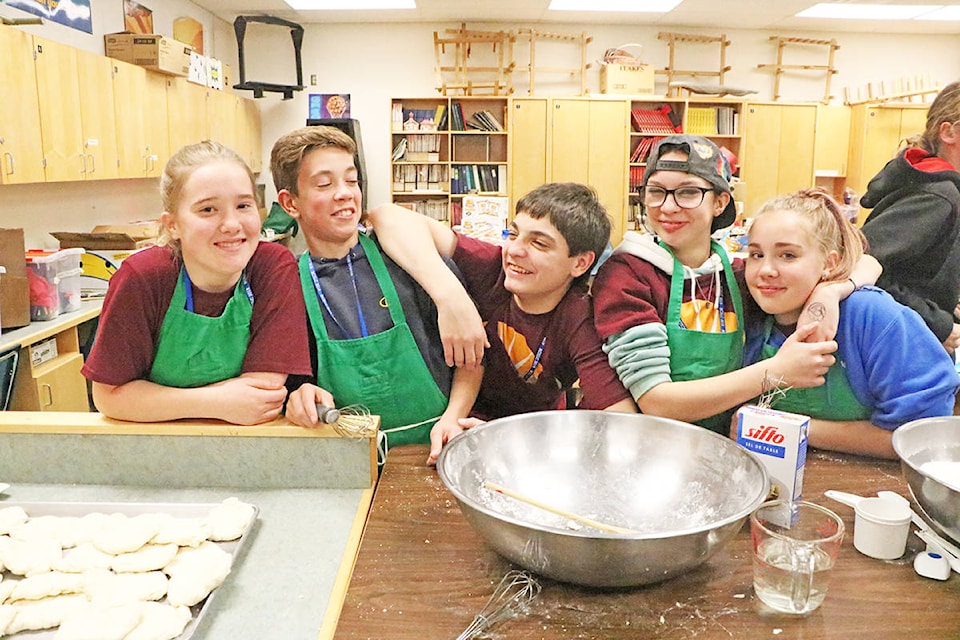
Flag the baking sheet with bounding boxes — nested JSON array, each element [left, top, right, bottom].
[[0, 500, 258, 640]]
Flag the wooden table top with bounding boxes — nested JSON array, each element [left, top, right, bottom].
[[334, 445, 960, 639]]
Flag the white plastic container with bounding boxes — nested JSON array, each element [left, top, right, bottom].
[[58, 267, 84, 314], [25, 248, 85, 321]]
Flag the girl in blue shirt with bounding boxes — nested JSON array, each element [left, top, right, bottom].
[[744, 188, 958, 458]]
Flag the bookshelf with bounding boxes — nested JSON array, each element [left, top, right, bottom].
[[627, 98, 744, 229], [391, 97, 509, 225]]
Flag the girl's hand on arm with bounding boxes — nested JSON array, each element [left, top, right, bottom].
[[800, 254, 881, 342], [284, 383, 336, 428], [944, 323, 960, 355], [768, 322, 837, 389]]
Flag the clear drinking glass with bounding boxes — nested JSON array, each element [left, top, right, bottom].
[[750, 500, 845, 614]]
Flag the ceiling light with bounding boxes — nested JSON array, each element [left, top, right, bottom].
[[283, 0, 415, 9], [796, 3, 942, 20], [549, 0, 682, 12], [915, 5, 960, 19]]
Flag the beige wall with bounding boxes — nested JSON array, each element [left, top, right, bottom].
[[2, 1, 958, 248]]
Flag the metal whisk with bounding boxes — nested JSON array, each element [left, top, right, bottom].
[[316, 403, 379, 438], [456, 570, 541, 640]]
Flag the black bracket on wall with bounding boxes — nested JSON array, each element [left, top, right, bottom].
[[233, 15, 305, 100]]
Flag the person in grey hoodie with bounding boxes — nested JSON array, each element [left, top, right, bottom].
[[860, 81, 960, 354]]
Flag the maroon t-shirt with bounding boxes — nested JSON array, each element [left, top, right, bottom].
[[83, 242, 311, 386], [453, 234, 631, 419]]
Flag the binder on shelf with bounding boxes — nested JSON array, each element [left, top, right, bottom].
[[631, 105, 683, 135]]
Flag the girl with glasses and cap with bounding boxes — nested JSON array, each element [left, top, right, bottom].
[[592, 135, 880, 433]]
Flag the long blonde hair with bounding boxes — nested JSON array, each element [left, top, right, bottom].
[[754, 188, 868, 282], [159, 140, 256, 253]]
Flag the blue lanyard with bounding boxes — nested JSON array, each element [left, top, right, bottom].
[[522, 336, 547, 382], [307, 248, 369, 339], [182, 268, 254, 313]]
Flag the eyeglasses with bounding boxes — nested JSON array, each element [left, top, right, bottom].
[[641, 186, 714, 209]]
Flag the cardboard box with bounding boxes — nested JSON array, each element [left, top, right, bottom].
[[52, 225, 158, 297], [736, 405, 809, 504], [104, 32, 191, 77], [0, 228, 31, 330], [600, 63, 656, 95]]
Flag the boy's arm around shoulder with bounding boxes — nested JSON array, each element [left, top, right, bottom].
[[367, 203, 487, 368]]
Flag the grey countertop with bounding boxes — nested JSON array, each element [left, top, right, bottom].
[[0, 414, 378, 640]]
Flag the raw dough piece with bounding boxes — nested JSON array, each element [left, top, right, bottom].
[[55, 601, 142, 640], [73, 512, 114, 546], [92, 513, 162, 555], [151, 514, 209, 548], [164, 541, 232, 607], [0, 603, 15, 635], [0, 537, 63, 576], [0, 578, 18, 604], [204, 498, 255, 542], [4, 594, 87, 634], [82, 570, 168, 604], [124, 602, 192, 640], [0, 506, 28, 535], [11, 515, 84, 548], [54, 543, 115, 573], [9, 571, 84, 601], [111, 543, 178, 574]]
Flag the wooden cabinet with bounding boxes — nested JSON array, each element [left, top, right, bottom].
[[0, 26, 44, 184], [551, 98, 630, 244], [508, 98, 548, 203], [166, 77, 210, 156], [0, 31, 259, 187], [846, 104, 928, 215], [76, 48, 120, 181], [504, 97, 629, 243], [34, 37, 121, 183], [814, 105, 851, 176], [390, 97, 509, 224], [112, 60, 170, 179], [9, 324, 90, 412], [742, 103, 817, 216], [33, 36, 85, 182]]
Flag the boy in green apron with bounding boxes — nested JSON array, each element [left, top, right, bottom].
[[83, 141, 312, 424], [592, 135, 879, 433], [365, 182, 637, 452], [743, 189, 958, 458], [271, 127, 482, 464]]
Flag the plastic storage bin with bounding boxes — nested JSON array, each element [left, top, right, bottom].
[[25, 248, 85, 321]]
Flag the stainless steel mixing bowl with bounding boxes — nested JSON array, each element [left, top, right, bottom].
[[893, 416, 960, 544], [437, 410, 769, 587]]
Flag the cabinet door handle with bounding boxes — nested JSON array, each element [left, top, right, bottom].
[[3, 152, 13, 176], [86, 153, 95, 174], [80, 154, 87, 174], [42, 383, 53, 407]]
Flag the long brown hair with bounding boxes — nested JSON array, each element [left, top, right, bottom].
[[912, 81, 960, 156]]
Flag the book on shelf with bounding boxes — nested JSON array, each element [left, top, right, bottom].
[[629, 136, 664, 163], [629, 166, 646, 193], [391, 137, 407, 161], [450, 102, 466, 131], [466, 110, 504, 132], [433, 104, 447, 131], [686, 107, 718, 136], [631, 105, 682, 135]]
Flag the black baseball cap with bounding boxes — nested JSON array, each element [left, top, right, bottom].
[[644, 134, 736, 231]]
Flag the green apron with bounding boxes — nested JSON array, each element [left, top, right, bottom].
[[149, 269, 253, 388], [299, 234, 448, 451], [663, 240, 744, 433], [758, 316, 871, 421]]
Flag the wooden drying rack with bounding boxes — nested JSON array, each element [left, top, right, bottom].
[[757, 36, 839, 103], [516, 28, 592, 96], [844, 75, 941, 106], [657, 32, 731, 97], [433, 23, 515, 96]]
